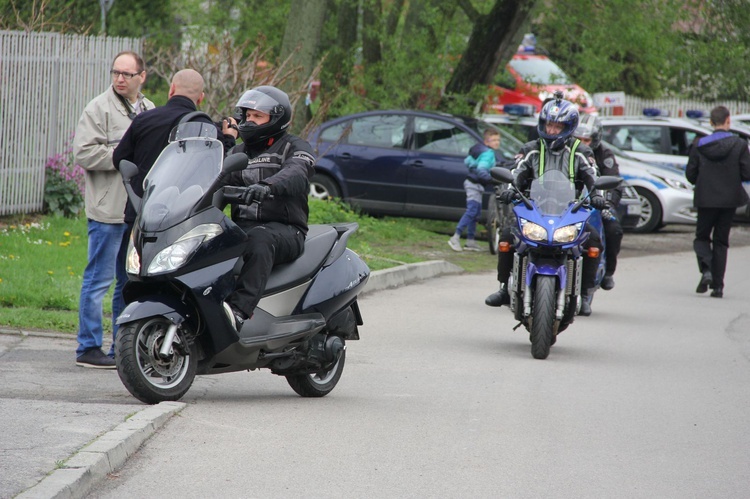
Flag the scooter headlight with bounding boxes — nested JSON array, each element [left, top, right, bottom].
[[553, 223, 582, 243], [146, 224, 223, 275], [520, 219, 547, 241], [125, 234, 140, 275]]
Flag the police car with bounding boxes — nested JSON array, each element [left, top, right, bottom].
[[598, 110, 710, 171]]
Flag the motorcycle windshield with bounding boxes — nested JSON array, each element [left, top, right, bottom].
[[528, 169, 577, 216], [140, 137, 224, 231]]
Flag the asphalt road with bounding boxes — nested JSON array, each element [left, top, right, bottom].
[[84, 243, 750, 498]]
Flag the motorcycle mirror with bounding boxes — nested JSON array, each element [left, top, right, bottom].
[[490, 166, 514, 184], [223, 153, 249, 174], [119, 160, 139, 182], [594, 175, 622, 190]]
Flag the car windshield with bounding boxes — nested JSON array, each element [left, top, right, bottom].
[[140, 137, 224, 231], [509, 57, 572, 85], [528, 169, 577, 216]]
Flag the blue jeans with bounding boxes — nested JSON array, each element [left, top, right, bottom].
[[455, 200, 482, 240], [76, 220, 128, 357]]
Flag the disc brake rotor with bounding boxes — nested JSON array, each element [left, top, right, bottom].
[[142, 326, 185, 378]]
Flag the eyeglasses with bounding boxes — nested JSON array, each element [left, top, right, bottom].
[[110, 70, 142, 80]]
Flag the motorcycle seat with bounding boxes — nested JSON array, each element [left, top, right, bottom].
[[264, 224, 338, 293]]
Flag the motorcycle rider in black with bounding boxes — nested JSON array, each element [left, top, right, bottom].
[[485, 95, 605, 316], [219, 85, 316, 329], [573, 114, 624, 291]]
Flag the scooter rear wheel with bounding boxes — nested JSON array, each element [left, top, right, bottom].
[[115, 317, 197, 404], [286, 349, 346, 397]]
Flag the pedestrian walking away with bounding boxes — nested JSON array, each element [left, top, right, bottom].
[[73, 50, 154, 368], [685, 105, 750, 298]]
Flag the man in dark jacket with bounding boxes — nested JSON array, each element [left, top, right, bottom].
[[686, 105, 750, 298], [114, 68, 237, 224], [219, 85, 316, 329]]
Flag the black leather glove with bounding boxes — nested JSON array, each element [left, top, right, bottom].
[[590, 194, 607, 210], [498, 189, 519, 204], [241, 184, 271, 204]]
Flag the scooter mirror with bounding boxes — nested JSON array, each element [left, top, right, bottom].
[[223, 153, 249, 174], [119, 160, 139, 182]]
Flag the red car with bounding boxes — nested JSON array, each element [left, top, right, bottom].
[[485, 36, 596, 115]]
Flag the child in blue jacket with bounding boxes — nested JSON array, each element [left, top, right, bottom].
[[449, 129, 500, 251]]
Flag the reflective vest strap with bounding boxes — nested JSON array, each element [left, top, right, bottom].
[[569, 139, 580, 181]]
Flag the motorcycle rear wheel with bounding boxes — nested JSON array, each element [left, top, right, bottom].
[[530, 275, 556, 360], [115, 317, 197, 404], [286, 349, 346, 397]]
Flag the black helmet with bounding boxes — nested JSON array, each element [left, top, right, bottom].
[[537, 95, 579, 150], [574, 113, 603, 149], [234, 85, 291, 147]]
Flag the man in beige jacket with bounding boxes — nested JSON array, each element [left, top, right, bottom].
[[73, 50, 154, 368]]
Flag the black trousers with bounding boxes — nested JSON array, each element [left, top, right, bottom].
[[229, 221, 305, 317], [603, 217, 623, 275], [693, 207, 735, 289], [496, 222, 602, 296]]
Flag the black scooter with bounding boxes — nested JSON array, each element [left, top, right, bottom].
[[115, 123, 370, 404]]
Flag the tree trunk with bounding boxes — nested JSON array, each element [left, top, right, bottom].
[[445, 0, 538, 96], [280, 0, 327, 132]]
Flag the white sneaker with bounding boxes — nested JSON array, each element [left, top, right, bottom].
[[448, 234, 462, 252], [464, 241, 482, 252]]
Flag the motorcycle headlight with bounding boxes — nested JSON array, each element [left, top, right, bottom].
[[520, 219, 547, 241], [146, 224, 223, 275], [126, 234, 140, 275], [553, 223, 582, 243]]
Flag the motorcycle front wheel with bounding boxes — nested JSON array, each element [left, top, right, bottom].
[[530, 275, 556, 360], [115, 317, 197, 404], [286, 349, 346, 397]]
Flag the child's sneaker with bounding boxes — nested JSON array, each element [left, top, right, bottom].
[[464, 240, 482, 252], [448, 234, 462, 252]]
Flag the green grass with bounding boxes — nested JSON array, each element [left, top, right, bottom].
[[0, 200, 496, 334]]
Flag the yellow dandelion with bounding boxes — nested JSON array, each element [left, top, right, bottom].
[[9, 254, 14, 259], [9, 225, 16, 229], [47, 271, 54, 275], [69, 272, 75, 276], [46, 241, 52, 245]]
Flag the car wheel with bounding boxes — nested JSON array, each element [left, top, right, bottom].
[[309, 173, 341, 200], [633, 187, 663, 233]]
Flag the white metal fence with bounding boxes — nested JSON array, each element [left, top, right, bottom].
[[595, 94, 750, 118], [0, 30, 142, 216]]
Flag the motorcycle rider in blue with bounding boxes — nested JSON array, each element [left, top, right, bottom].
[[485, 95, 605, 316]]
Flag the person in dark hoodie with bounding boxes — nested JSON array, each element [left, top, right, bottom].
[[448, 129, 500, 252], [685, 105, 750, 298]]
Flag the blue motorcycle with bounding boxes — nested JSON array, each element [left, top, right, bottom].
[[490, 168, 620, 359]]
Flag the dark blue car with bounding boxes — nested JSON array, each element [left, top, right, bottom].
[[305, 110, 524, 221]]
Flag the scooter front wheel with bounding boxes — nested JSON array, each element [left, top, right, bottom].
[[115, 317, 197, 404], [286, 349, 346, 397]]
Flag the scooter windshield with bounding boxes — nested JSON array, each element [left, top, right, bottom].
[[140, 137, 224, 231], [528, 169, 577, 216]]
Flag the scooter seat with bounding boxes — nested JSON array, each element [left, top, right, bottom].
[[264, 225, 338, 294]]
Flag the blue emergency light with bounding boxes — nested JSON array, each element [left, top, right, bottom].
[[685, 110, 705, 119], [504, 104, 536, 117], [643, 108, 669, 117]]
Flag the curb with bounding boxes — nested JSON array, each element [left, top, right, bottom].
[[7, 259, 462, 498], [362, 260, 464, 295], [16, 402, 186, 499]]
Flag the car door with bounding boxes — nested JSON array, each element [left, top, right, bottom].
[[332, 113, 410, 214], [406, 116, 480, 220]]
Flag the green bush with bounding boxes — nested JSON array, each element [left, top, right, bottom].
[[44, 136, 85, 218]]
